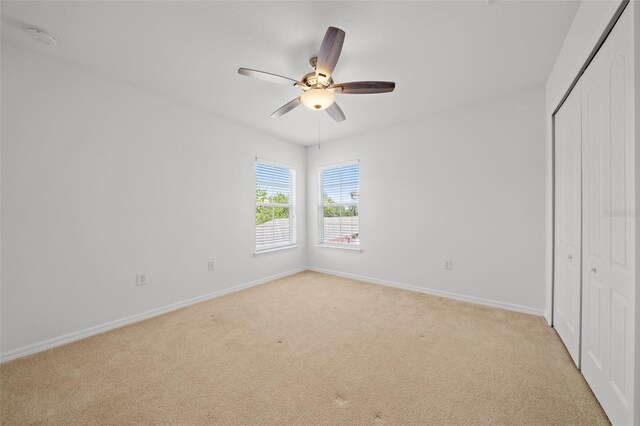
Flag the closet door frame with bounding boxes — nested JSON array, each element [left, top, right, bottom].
[[549, 1, 635, 424], [550, 0, 629, 333]]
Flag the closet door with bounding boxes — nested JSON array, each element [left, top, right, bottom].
[[553, 84, 582, 367], [581, 6, 635, 425]]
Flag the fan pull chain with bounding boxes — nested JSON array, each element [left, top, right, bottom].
[[317, 115, 321, 150]]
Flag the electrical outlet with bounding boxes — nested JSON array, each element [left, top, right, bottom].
[[136, 273, 147, 286], [208, 261, 215, 272], [443, 260, 453, 270]]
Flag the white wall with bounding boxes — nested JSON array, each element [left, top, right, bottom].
[[0, 41, 307, 359], [544, 0, 625, 324], [307, 86, 546, 314], [634, 3, 640, 425]]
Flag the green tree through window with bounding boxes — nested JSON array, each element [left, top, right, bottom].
[[319, 163, 359, 247], [256, 189, 290, 225], [255, 161, 296, 251]]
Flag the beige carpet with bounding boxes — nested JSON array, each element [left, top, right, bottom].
[[1, 271, 608, 425]]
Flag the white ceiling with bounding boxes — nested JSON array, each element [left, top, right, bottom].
[[2, 1, 579, 145]]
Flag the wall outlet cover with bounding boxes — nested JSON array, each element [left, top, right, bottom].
[[136, 273, 147, 286]]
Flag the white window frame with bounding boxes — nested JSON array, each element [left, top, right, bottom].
[[317, 160, 360, 250], [255, 158, 297, 254]]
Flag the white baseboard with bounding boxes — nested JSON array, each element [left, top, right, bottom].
[[307, 267, 545, 317], [1, 266, 545, 362], [0, 268, 306, 363]]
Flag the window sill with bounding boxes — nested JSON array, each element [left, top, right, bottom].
[[254, 245, 299, 256], [315, 244, 362, 253]]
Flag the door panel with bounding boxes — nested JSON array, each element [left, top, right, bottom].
[[585, 273, 603, 369], [610, 291, 628, 403], [553, 80, 582, 366], [580, 6, 635, 425], [585, 78, 602, 261], [610, 50, 628, 269]]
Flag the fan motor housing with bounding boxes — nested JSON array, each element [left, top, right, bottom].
[[302, 72, 333, 89], [302, 56, 334, 88]]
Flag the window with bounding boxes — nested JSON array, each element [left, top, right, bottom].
[[319, 162, 360, 248], [255, 161, 296, 252]]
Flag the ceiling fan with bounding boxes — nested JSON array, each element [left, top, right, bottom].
[[238, 26, 395, 123]]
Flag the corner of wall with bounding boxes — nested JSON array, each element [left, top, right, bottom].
[[634, 2, 640, 424]]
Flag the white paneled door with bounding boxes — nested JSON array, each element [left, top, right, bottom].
[[580, 6, 635, 425], [553, 83, 582, 367]]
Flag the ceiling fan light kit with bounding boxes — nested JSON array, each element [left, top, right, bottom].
[[301, 88, 335, 110], [238, 26, 395, 123]]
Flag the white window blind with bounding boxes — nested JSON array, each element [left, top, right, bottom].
[[256, 161, 296, 252], [319, 162, 359, 247]]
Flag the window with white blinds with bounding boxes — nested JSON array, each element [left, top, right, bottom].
[[256, 161, 296, 252], [319, 162, 359, 247]]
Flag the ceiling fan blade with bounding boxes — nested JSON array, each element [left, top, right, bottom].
[[326, 102, 346, 122], [270, 97, 301, 118], [333, 81, 396, 94], [316, 27, 345, 81], [238, 68, 299, 86]]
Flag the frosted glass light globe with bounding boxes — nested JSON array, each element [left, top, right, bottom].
[[300, 89, 335, 110]]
